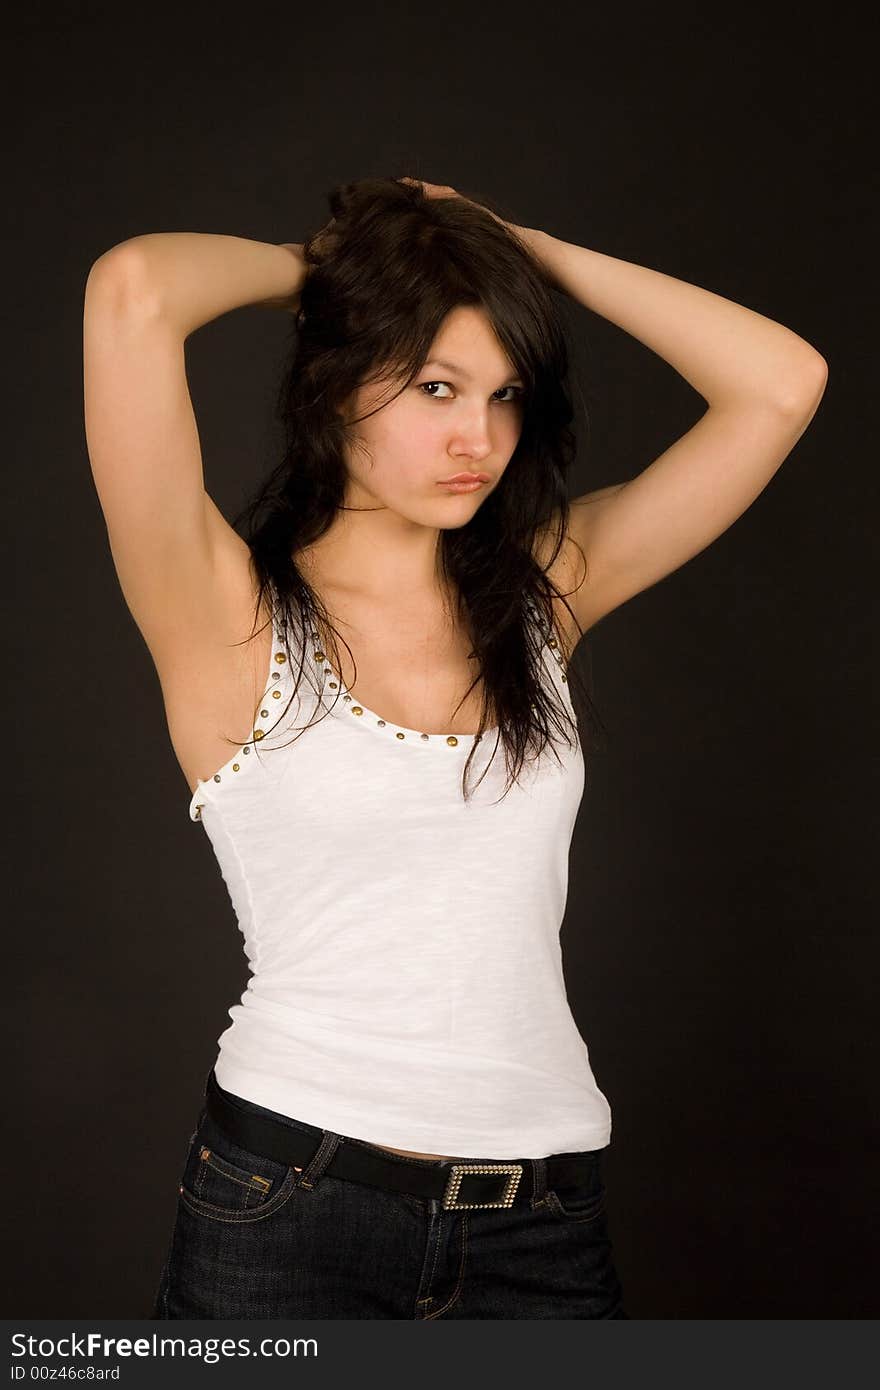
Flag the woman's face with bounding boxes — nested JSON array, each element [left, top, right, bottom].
[[341, 305, 525, 527]]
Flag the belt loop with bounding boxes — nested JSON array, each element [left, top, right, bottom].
[[530, 1156, 549, 1207], [298, 1129, 342, 1189]]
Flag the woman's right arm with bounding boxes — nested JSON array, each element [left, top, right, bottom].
[[83, 235, 306, 688], [90, 233, 307, 335]]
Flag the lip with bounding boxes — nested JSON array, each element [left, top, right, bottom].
[[437, 479, 488, 494], [437, 472, 491, 489]]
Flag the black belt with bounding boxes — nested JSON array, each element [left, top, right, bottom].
[[204, 1070, 602, 1212]]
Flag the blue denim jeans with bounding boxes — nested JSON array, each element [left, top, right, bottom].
[[151, 1078, 629, 1319]]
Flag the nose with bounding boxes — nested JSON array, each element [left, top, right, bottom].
[[448, 408, 494, 461]]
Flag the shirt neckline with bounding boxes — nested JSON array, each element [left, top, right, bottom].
[[308, 627, 496, 751], [320, 663, 498, 750], [189, 593, 573, 815], [305, 595, 565, 753]]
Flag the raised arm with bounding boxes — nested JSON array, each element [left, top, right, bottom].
[[83, 234, 306, 677], [518, 227, 828, 635], [92, 233, 307, 337]]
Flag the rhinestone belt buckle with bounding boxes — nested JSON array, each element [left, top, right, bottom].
[[441, 1162, 523, 1211]]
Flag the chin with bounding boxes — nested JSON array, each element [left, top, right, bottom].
[[394, 495, 484, 526]]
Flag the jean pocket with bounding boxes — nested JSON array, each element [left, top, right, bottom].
[[178, 1116, 299, 1224], [544, 1160, 607, 1223]]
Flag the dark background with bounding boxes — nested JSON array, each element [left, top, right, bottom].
[[4, 4, 876, 1318]]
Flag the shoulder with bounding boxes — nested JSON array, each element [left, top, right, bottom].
[[532, 485, 631, 651], [530, 518, 588, 661]]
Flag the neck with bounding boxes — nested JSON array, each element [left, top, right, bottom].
[[298, 507, 455, 609]]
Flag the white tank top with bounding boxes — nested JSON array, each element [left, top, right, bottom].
[[187, 590, 612, 1158]]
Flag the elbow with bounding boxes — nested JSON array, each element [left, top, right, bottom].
[[85, 244, 163, 318], [776, 351, 829, 416]]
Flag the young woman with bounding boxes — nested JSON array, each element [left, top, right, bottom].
[[83, 175, 827, 1319]]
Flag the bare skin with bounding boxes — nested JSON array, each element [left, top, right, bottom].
[[366, 1143, 461, 1160]]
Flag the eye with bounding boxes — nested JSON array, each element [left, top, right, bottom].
[[418, 382, 524, 404]]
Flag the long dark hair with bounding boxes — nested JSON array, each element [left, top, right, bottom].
[[231, 175, 606, 801]]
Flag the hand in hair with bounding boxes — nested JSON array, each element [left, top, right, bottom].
[[399, 176, 461, 200], [398, 175, 509, 230], [396, 177, 547, 279]]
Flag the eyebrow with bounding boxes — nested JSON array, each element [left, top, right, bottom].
[[423, 358, 524, 386]]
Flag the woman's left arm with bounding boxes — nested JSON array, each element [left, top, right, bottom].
[[518, 226, 828, 634]]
